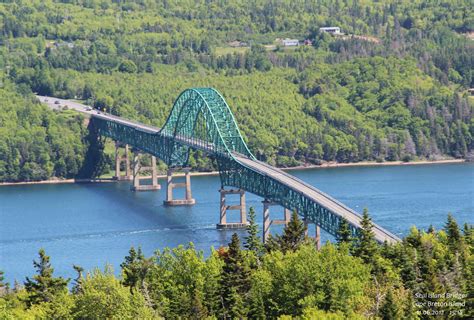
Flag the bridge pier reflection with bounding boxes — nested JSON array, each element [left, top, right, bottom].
[[262, 200, 291, 242], [113, 142, 131, 181], [163, 168, 195, 206], [217, 189, 248, 229]]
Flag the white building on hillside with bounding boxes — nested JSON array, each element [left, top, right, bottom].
[[319, 27, 341, 34], [281, 38, 299, 46]]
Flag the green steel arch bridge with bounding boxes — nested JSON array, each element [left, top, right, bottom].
[[37, 88, 400, 244]]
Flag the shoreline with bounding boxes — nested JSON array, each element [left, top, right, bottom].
[[0, 159, 467, 187], [284, 158, 466, 171]]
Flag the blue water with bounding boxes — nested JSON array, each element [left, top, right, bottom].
[[1, 163, 472, 284]]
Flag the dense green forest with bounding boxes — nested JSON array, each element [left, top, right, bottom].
[[0, 0, 473, 182], [1, 211, 472, 319]]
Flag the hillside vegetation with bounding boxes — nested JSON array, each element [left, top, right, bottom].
[[0, 0, 472, 181]]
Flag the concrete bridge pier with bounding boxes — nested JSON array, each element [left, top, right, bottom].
[[114, 142, 131, 181], [216, 189, 248, 229], [131, 152, 160, 191], [304, 217, 321, 250], [163, 168, 195, 206], [262, 200, 291, 242]]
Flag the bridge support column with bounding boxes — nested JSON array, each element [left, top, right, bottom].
[[304, 217, 321, 250], [316, 225, 321, 250], [114, 142, 131, 181], [262, 200, 291, 243], [216, 189, 248, 229], [131, 152, 160, 191], [163, 168, 195, 206]]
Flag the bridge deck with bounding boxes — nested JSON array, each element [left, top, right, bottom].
[[37, 95, 400, 244], [234, 155, 399, 244]]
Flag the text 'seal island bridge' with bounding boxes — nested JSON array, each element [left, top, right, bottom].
[[38, 88, 400, 245]]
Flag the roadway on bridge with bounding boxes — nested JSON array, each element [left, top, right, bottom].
[[234, 155, 399, 244], [37, 95, 162, 133], [36, 95, 400, 244]]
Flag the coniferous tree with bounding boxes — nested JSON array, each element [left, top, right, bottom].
[[24, 248, 69, 306], [72, 264, 84, 294], [354, 208, 378, 265], [445, 213, 461, 247], [403, 291, 419, 320], [121, 246, 140, 288], [279, 210, 307, 253], [120, 246, 151, 291], [463, 223, 471, 237], [190, 289, 207, 320], [336, 218, 352, 246], [399, 249, 417, 290], [405, 226, 422, 249], [464, 223, 473, 247], [220, 233, 251, 319], [264, 234, 280, 253], [248, 291, 266, 320], [245, 207, 263, 256], [380, 290, 398, 320], [418, 247, 441, 294], [0, 270, 6, 294], [427, 224, 435, 234]]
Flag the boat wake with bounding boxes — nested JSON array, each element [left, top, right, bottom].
[[0, 224, 217, 246]]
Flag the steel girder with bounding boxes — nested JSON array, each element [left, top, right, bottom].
[[91, 117, 175, 162], [92, 87, 356, 239], [217, 157, 360, 239]]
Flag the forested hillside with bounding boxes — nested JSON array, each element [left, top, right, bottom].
[[0, 0, 472, 181], [0, 79, 86, 181]]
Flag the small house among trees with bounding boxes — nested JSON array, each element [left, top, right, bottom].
[[319, 27, 342, 34], [279, 38, 299, 46]]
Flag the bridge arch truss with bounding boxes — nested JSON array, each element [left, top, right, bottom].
[[90, 88, 400, 243]]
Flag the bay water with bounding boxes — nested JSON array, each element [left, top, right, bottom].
[[1, 163, 472, 284]]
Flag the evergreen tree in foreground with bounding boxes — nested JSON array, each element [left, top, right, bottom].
[[220, 233, 251, 319], [282, 211, 307, 250], [120, 246, 152, 292], [72, 264, 84, 294], [0, 269, 6, 293], [354, 208, 378, 265], [379, 290, 399, 320], [24, 248, 69, 306], [244, 207, 263, 256], [248, 291, 266, 320], [403, 291, 419, 320], [266, 210, 307, 253], [336, 218, 352, 247], [445, 213, 461, 247], [399, 249, 417, 290], [427, 224, 435, 234], [464, 223, 473, 247]]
